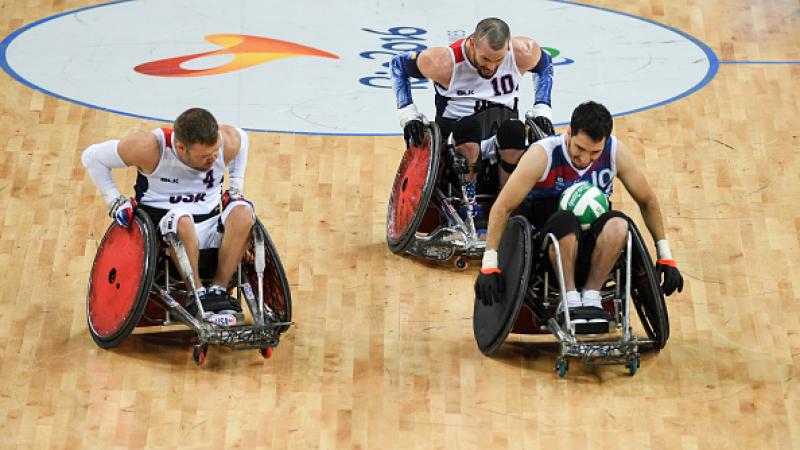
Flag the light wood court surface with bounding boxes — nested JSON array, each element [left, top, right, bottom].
[[0, 1, 798, 448]]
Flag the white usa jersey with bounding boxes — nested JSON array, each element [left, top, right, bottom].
[[434, 38, 522, 119], [134, 127, 230, 214]]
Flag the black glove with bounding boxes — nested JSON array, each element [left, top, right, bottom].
[[403, 119, 425, 148], [474, 269, 504, 306], [532, 115, 555, 136], [656, 260, 684, 296]]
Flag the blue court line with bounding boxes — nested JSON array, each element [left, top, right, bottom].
[[719, 61, 800, 65], [2, 0, 721, 136]]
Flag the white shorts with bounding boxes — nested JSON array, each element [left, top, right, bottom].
[[157, 201, 254, 250]]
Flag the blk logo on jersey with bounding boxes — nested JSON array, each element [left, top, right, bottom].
[[134, 34, 339, 78]]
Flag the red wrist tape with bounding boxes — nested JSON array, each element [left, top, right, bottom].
[[657, 259, 677, 268], [480, 268, 501, 275]]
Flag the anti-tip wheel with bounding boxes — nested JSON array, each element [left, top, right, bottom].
[[454, 257, 470, 271], [193, 344, 208, 366], [555, 358, 568, 378], [627, 358, 640, 376]]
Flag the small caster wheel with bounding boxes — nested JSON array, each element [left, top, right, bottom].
[[259, 347, 273, 359], [555, 358, 568, 378], [193, 344, 208, 366], [627, 358, 639, 376], [454, 257, 470, 271]]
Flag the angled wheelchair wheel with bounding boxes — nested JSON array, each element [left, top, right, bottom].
[[386, 122, 441, 253], [86, 209, 157, 349], [524, 115, 549, 143], [629, 222, 670, 350], [246, 219, 292, 332], [473, 215, 532, 355]]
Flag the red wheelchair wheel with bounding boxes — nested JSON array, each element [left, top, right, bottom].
[[86, 209, 157, 349], [386, 122, 441, 254]]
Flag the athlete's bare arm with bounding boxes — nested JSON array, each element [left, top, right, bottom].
[[416, 47, 454, 88], [615, 140, 666, 242], [116, 131, 161, 175], [512, 36, 543, 74], [485, 144, 549, 251], [220, 125, 242, 165]]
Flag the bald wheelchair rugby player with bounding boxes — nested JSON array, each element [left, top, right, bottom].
[[82, 108, 255, 327], [475, 101, 684, 331], [391, 17, 556, 221]]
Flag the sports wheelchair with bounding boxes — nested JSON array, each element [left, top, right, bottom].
[[386, 111, 547, 269], [86, 208, 293, 365], [473, 215, 669, 377]]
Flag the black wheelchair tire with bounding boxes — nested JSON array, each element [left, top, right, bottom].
[[629, 222, 670, 350], [473, 215, 532, 355], [245, 219, 292, 333]]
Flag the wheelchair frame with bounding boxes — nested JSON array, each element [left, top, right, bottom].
[[87, 209, 293, 365], [530, 231, 642, 376], [387, 117, 548, 268], [473, 215, 669, 378]]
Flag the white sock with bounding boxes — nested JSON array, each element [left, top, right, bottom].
[[582, 289, 602, 308], [208, 284, 226, 294], [566, 290, 582, 308]]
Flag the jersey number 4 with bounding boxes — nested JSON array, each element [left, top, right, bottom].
[[203, 170, 214, 189]]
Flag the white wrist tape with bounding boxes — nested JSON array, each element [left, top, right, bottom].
[[398, 103, 426, 128], [656, 239, 673, 260], [81, 140, 126, 206], [482, 249, 498, 269], [530, 103, 552, 121]]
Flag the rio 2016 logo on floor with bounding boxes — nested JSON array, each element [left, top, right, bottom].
[[1, 0, 715, 135]]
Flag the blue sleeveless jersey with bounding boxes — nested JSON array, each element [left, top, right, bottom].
[[527, 134, 618, 200]]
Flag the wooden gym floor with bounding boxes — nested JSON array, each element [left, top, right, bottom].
[[0, 0, 798, 448]]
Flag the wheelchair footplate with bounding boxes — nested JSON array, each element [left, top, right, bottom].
[[152, 286, 294, 364], [403, 188, 487, 262]]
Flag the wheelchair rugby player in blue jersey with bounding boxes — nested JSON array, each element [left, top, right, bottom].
[[473, 101, 684, 376]]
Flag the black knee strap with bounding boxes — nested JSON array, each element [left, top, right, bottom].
[[496, 119, 526, 150], [543, 210, 582, 240], [496, 119, 526, 174], [452, 116, 482, 146]]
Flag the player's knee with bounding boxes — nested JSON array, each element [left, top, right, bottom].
[[600, 217, 628, 242], [548, 210, 582, 239], [453, 117, 482, 149], [176, 215, 195, 237], [593, 210, 630, 242], [496, 119, 526, 151], [495, 119, 526, 173], [226, 204, 255, 228]]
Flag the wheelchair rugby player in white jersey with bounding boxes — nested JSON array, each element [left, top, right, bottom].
[[386, 17, 556, 265], [82, 107, 256, 327]]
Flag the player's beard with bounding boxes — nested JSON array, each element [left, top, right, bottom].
[[478, 66, 497, 79]]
